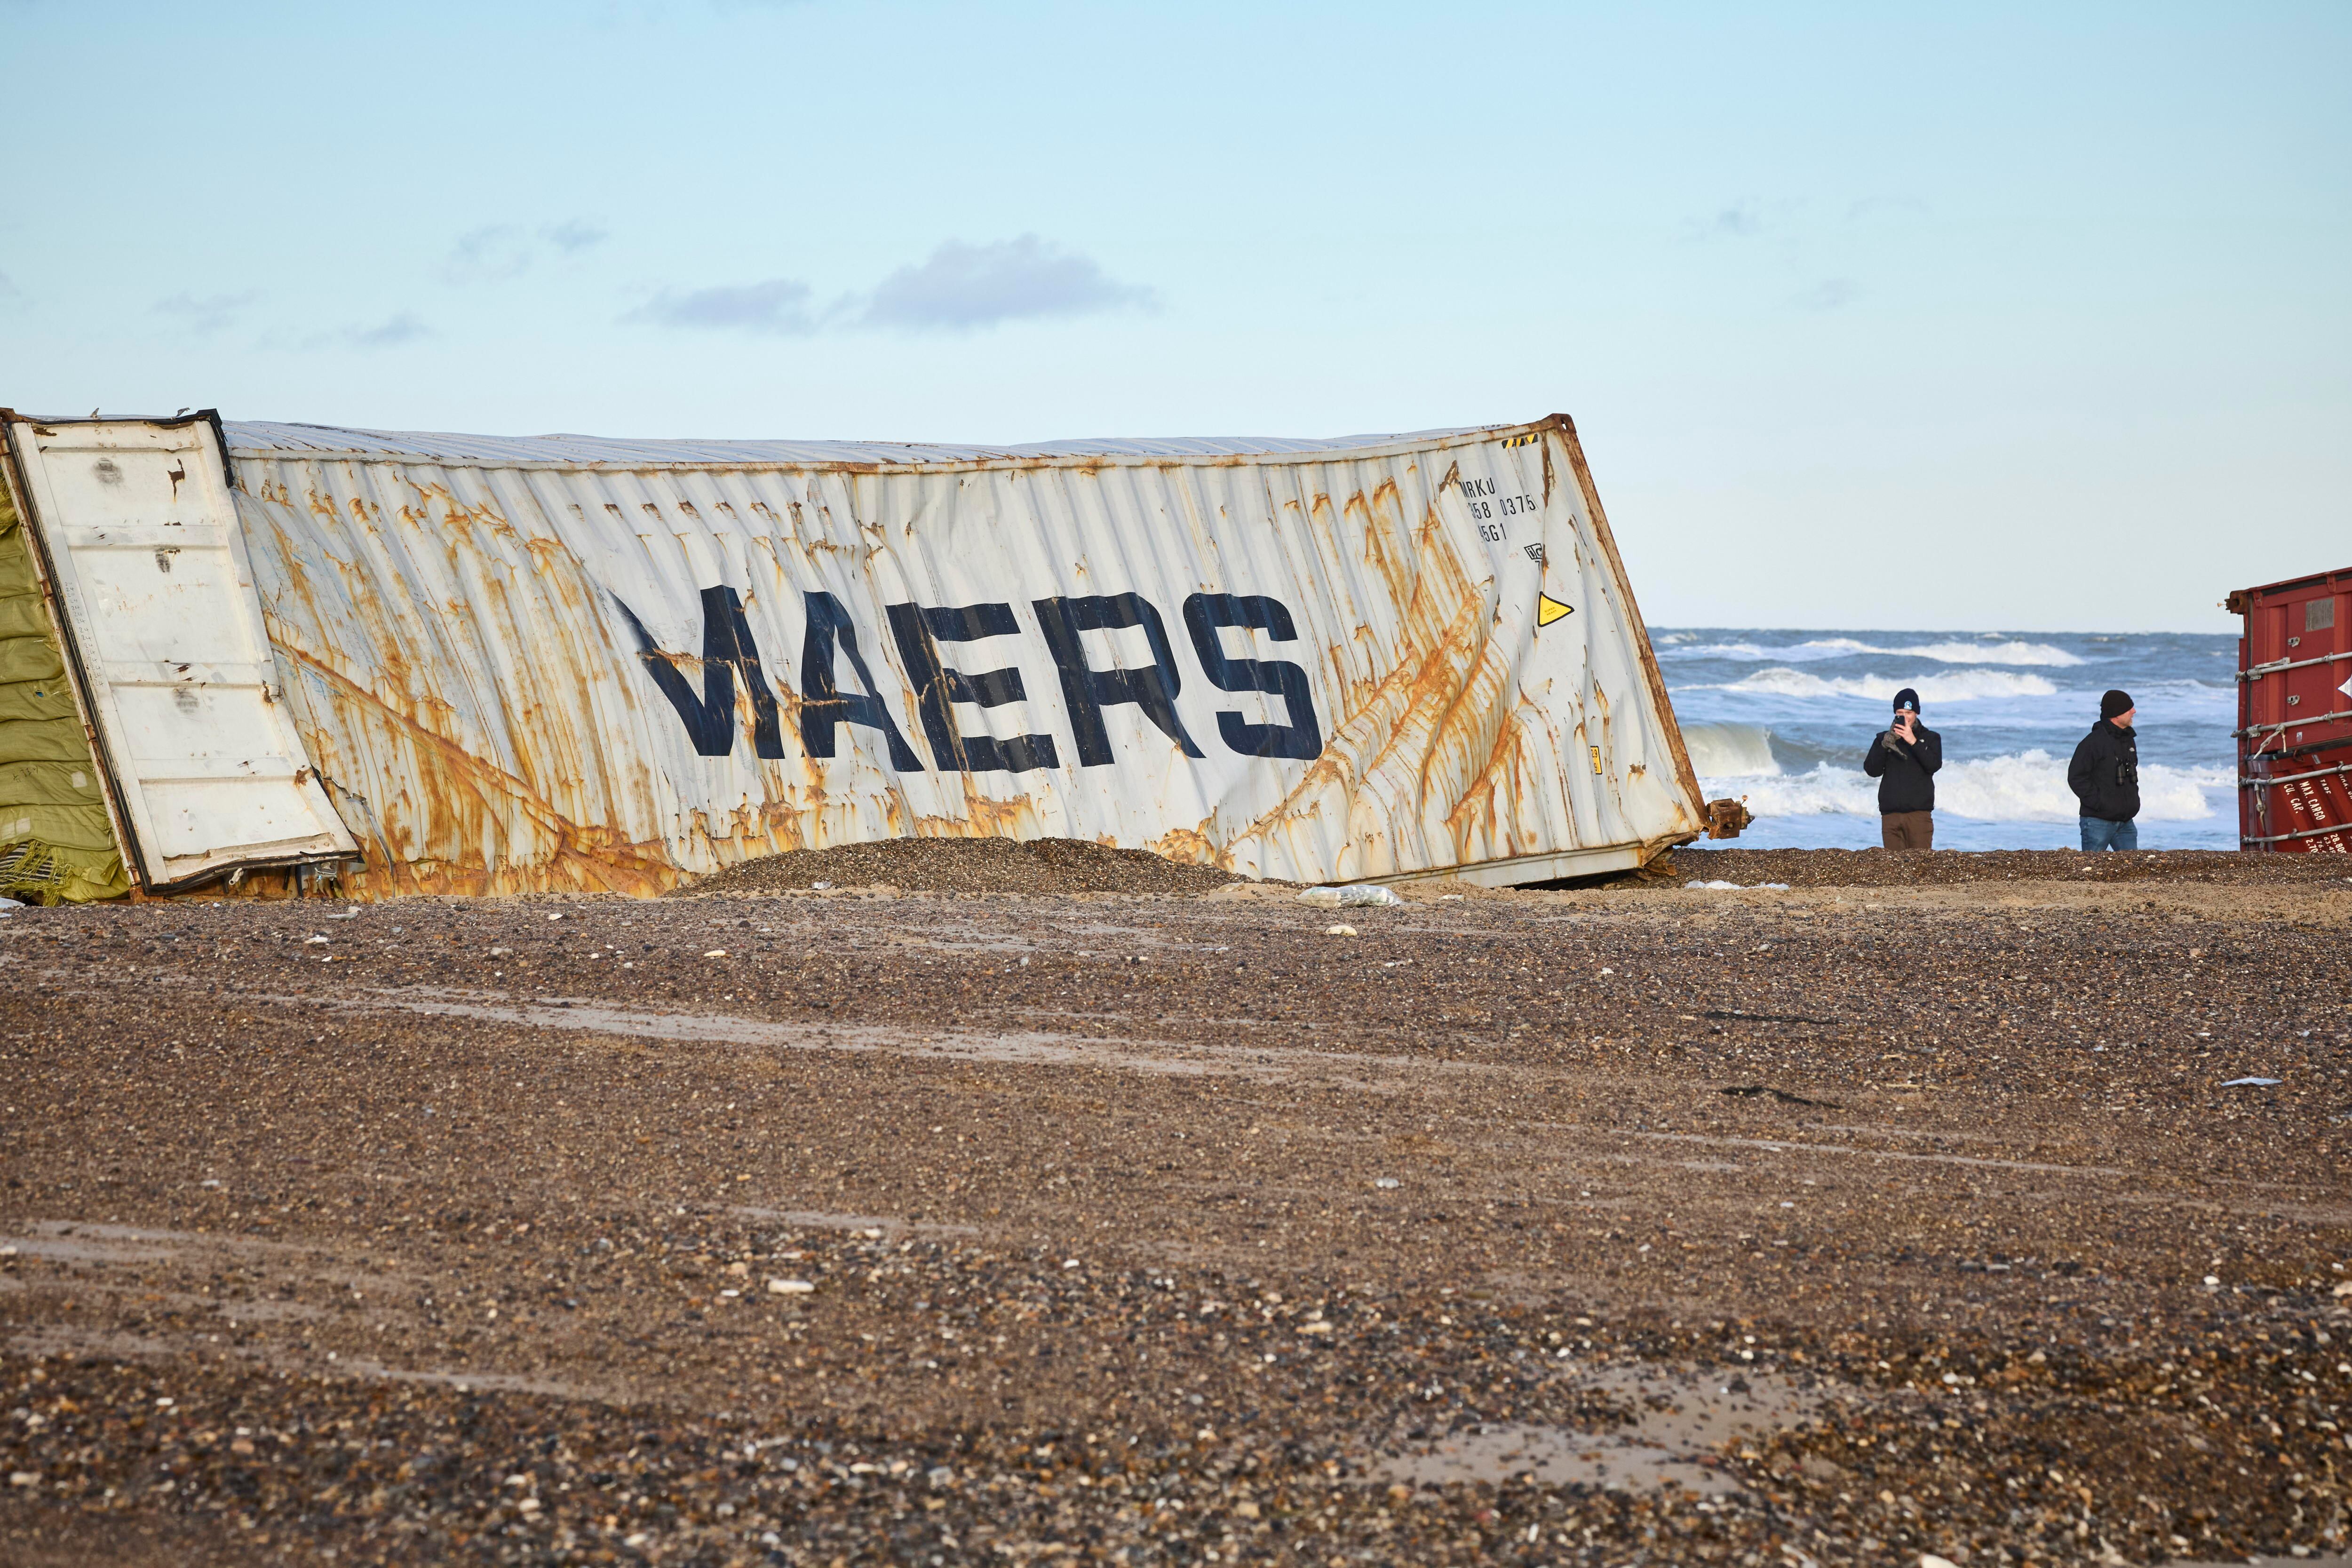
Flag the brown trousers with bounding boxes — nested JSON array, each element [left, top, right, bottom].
[[1881, 811, 1934, 851]]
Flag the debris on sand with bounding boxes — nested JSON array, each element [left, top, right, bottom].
[[1719, 1083, 1842, 1108], [1299, 884, 1405, 908]]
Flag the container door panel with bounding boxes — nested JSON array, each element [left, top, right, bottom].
[[4, 417, 356, 889]]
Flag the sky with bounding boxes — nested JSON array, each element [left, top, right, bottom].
[[2, 0, 2345, 632]]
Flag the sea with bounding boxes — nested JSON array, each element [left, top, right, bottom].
[[1655, 629, 2241, 851]]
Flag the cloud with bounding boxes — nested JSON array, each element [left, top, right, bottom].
[[1681, 202, 1768, 242], [444, 218, 606, 283], [445, 225, 534, 284], [152, 291, 258, 334], [541, 218, 607, 255], [0, 270, 21, 300], [1709, 204, 1764, 238], [858, 235, 1152, 331], [627, 237, 1155, 338], [258, 310, 430, 352], [345, 311, 431, 347], [1794, 278, 1865, 311], [624, 279, 817, 334]]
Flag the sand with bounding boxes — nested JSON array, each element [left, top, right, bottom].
[[0, 848, 2344, 1564]]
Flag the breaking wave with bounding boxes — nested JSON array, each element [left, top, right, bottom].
[[1698, 752, 2225, 824], [1680, 721, 1780, 778], [1682, 668, 2060, 703], [1904, 639, 2086, 668], [1670, 637, 2083, 667]]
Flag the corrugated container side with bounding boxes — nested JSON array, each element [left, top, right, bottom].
[[220, 414, 1703, 896], [2233, 565, 2352, 852]]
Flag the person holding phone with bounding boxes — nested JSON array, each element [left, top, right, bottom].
[[1863, 687, 1943, 850]]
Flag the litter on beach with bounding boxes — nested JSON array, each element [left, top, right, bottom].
[[2219, 1076, 2283, 1088], [1298, 885, 1405, 908], [1687, 880, 1791, 891]]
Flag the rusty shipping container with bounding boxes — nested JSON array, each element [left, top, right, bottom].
[[2233, 565, 2352, 853], [0, 410, 1726, 899]]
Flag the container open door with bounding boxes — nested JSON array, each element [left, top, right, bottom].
[[1, 413, 356, 891]]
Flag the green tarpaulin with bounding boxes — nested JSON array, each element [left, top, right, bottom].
[[0, 481, 129, 902]]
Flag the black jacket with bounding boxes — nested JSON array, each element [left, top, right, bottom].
[[1863, 722, 1942, 814], [2068, 719, 2139, 821]]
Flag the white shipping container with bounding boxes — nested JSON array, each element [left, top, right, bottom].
[[3, 411, 1714, 896]]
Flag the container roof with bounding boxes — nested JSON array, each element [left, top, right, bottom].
[[2233, 565, 2352, 601], [225, 420, 1515, 470]]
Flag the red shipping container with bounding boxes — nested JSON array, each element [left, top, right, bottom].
[[2232, 565, 2352, 852]]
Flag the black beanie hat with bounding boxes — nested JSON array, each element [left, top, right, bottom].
[[2100, 689, 2134, 720], [1892, 687, 1921, 713]]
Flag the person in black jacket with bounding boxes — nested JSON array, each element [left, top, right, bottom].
[[2068, 689, 2140, 850], [1863, 687, 1942, 849]]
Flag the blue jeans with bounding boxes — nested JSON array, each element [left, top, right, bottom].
[[2080, 817, 2138, 852]]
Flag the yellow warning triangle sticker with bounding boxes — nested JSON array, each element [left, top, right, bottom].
[[1536, 593, 1575, 627]]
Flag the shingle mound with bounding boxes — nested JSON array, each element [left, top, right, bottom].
[[675, 835, 1244, 897]]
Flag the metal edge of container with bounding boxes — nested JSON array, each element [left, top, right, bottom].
[[219, 422, 1525, 475], [1550, 414, 1708, 828], [1370, 835, 1677, 889]]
